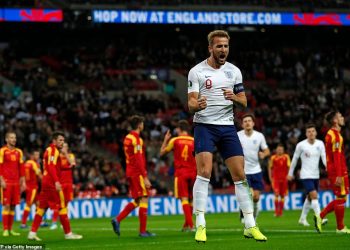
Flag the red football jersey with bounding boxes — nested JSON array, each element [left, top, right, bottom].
[[269, 154, 290, 180], [164, 135, 196, 176], [24, 160, 41, 188], [123, 131, 147, 177], [325, 128, 347, 177], [0, 146, 24, 184], [42, 144, 62, 189], [60, 153, 75, 184]]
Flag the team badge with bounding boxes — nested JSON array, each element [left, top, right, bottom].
[[224, 71, 233, 79]]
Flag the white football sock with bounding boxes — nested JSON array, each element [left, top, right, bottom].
[[235, 180, 255, 228], [193, 175, 209, 228], [311, 199, 321, 216], [300, 198, 311, 221]]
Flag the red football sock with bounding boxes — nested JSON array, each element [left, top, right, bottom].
[[139, 203, 148, 233], [116, 202, 137, 222], [320, 200, 336, 219], [274, 198, 279, 216], [2, 211, 9, 230], [59, 213, 71, 234], [279, 199, 285, 216], [182, 201, 193, 228], [31, 214, 43, 233], [21, 206, 31, 225], [52, 209, 59, 223], [334, 199, 346, 230], [8, 211, 15, 230]]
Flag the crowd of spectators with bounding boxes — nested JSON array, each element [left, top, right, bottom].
[[1, 27, 350, 198]]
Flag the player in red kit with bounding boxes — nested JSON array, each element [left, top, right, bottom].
[[268, 144, 290, 217], [320, 111, 350, 234], [20, 150, 42, 228], [50, 143, 76, 230], [111, 115, 155, 237], [0, 132, 25, 237], [28, 131, 82, 241], [160, 120, 197, 231]]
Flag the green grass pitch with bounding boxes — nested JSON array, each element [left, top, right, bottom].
[[1, 209, 350, 249]]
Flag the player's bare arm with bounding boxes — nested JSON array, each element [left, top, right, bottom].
[[20, 176, 26, 192], [160, 130, 172, 156], [144, 176, 151, 189], [55, 181, 62, 191], [259, 148, 271, 159], [222, 89, 247, 108], [0, 175, 6, 188], [188, 92, 207, 113]]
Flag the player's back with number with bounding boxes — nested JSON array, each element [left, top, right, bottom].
[[170, 136, 196, 176]]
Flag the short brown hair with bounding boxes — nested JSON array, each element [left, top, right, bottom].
[[242, 113, 255, 122], [208, 30, 230, 46], [52, 131, 65, 140], [305, 123, 316, 130], [129, 115, 144, 130], [325, 111, 338, 126], [177, 120, 190, 132]]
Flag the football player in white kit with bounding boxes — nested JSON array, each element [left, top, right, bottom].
[[188, 30, 267, 243], [238, 114, 270, 221], [288, 123, 327, 232]]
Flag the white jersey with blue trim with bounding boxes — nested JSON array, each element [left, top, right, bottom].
[[238, 130, 269, 175], [188, 59, 244, 125], [289, 139, 326, 179]]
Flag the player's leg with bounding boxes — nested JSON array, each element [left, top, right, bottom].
[[273, 184, 280, 217], [308, 180, 322, 233], [333, 176, 349, 233], [179, 176, 194, 231], [225, 156, 266, 241], [252, 189, 261, 219], [56, 190, 82, 240], [1, 185, 11, 236], [21, 188, 37, 228], [278, 181, 287, 216], [138, 196, 155, 237], [8, 184, 20, 236], [193, 152, 212, 242], [28, 197, 47, 242]]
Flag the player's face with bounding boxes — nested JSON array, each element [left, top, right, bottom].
[[276, 146, 284, 155], [335, 112, 345, 127], [209, 37, 229, 66], [242, 117, 254, 131], [63, 143, 69, 151], [5, 133, 16, 147], [33, 151, 40, 161], [138, 122, 144, 132], [54, 135, 65, 149], [306, 127, 316, 140]]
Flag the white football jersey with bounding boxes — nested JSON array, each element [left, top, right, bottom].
[[238, 130, 268, 174], [187, 59, 244, 125], [289, 139, 326, 179]]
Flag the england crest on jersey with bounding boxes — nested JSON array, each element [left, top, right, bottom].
[[224, 71, 233, 79]]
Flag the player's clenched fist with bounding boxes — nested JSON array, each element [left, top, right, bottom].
[[198, 96, 207, 110]]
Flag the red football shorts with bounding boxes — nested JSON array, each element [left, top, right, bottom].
[[128, 175, 148, 199], [273, 179, 288, 196], [25, 187, 38, 205], [62, 183, 73, 204], [330, 175, 349, 196], [37, 188, 66, 210], [1, 183, 20, 205], [174, 173, 196, 199]]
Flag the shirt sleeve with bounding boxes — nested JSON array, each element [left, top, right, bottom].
[[331, 133, 343, 176], [141, 140, 147, 177], [187, 68, 199, 94], [0, 149, 3, 177], [47, 147, 60, 183], [164, 138, 176, 153], [32, 162, 41, 175], [320, 142, 327, 170], [289, 143, 301, 176], [18, 149, 25, 177], [260, 134, 268, 150]]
